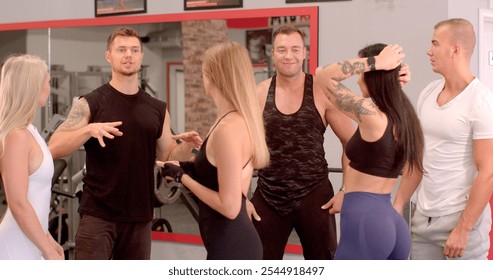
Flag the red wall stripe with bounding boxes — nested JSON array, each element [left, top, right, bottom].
[[226, 17, 269, 29], [152, 231, 303, 255]]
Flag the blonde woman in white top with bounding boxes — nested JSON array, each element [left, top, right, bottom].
[[0, 54, 64, 260]]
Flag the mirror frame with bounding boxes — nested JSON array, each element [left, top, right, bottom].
[[0, 6, 318, 73], [0, 6, 317, 254]]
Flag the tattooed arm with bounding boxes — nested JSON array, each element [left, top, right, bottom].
[[315, 44, 404, 124], [48, 98, 123, 158]]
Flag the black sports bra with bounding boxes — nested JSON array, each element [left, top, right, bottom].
[[345, 118, 404, 178]]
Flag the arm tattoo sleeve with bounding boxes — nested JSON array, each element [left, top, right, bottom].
[[57, 99, 89, 131], [328, 81, 376, 122]]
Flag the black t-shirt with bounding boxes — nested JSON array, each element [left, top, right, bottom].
[[79, 83, 166, 222]]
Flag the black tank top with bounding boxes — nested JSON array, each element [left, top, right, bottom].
[[257, 74, 329, 215], [194, 111, 251, 192], [345, 118, 404, 178], [80, 83, 166, 222], [194, 111, 235, 192], [193, 111, 262, 259]]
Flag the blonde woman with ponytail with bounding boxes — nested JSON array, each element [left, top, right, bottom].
[[0, 54, 64, 260], [158, 41, 269, 259]]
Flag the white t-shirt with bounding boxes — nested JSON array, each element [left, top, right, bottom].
[[416, 78, 493, 217]]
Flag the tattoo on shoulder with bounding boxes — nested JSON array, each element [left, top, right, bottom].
[[58, 99, 89, 130]]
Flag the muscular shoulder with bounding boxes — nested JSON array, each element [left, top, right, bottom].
[[312, 75, 333, 126], [257, 78, 272, 92], [57, 97, 90, 131], [256, 78, 272, 106]]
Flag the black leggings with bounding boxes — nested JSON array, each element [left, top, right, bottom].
[[199, 196, 262, 260], [251, 180, 336, 259]]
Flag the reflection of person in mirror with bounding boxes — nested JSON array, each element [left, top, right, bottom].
[[48, 26, 202, 260], [248, 33, 268, 64], [249, 24, 355, 260], [158, 41, 270, 260], [0, 54, 64, 260]]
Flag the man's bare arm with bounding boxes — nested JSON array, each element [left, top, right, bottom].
[[48, 98, 123, 158]]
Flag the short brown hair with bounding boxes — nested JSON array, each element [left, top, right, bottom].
[[106, 26, 142, 51], [272, 24, 305, 46]]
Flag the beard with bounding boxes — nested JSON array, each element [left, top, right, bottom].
[[117, 66, 140, 77], [277, 66, 302, 78]]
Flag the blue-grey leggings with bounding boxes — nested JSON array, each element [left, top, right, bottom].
[[335, 192, 410, 260]]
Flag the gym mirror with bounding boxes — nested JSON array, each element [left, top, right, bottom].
[[0, 6, 318, 256]]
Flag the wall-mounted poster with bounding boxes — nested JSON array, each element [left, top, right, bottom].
[[95, 0, 147, 17], [184, 0, 243, 11], [246, 29, 272, 64]]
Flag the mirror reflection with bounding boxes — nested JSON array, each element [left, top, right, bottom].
[[0, 7, 317, 257]]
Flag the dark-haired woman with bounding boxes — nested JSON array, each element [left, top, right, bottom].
[[316, 44, 424, 260]]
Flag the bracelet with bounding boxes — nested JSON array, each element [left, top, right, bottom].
[[339, 186, 346, 194]]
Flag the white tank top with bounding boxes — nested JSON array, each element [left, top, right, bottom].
[[0, 124, 54, 259]]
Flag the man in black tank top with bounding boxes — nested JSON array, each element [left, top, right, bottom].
[[249, 24, 354, 259], [48, 27, 202, 260]]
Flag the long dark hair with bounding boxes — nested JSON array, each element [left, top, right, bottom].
[[359, 43, 424, 174]]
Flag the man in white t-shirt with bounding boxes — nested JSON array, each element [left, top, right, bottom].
[[396, 18, 493, 260]]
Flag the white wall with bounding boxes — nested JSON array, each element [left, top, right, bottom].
[[479, 8, 493, 91], [449, 0, 490, 77]]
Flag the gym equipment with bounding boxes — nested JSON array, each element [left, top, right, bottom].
[[49, 158, 80, 259], [40, 114, 66, 141], [42, 113, 83, 260], [151, 218, 172, 232], [154, 165, 182, 207]]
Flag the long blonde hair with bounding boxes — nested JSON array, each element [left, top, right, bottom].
[[202, 41, 269, 168], [0, 54, 48, 157]]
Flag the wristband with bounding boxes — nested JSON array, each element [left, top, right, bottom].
[[367, 56, 376, 71], [173, 169, 184, 183]]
